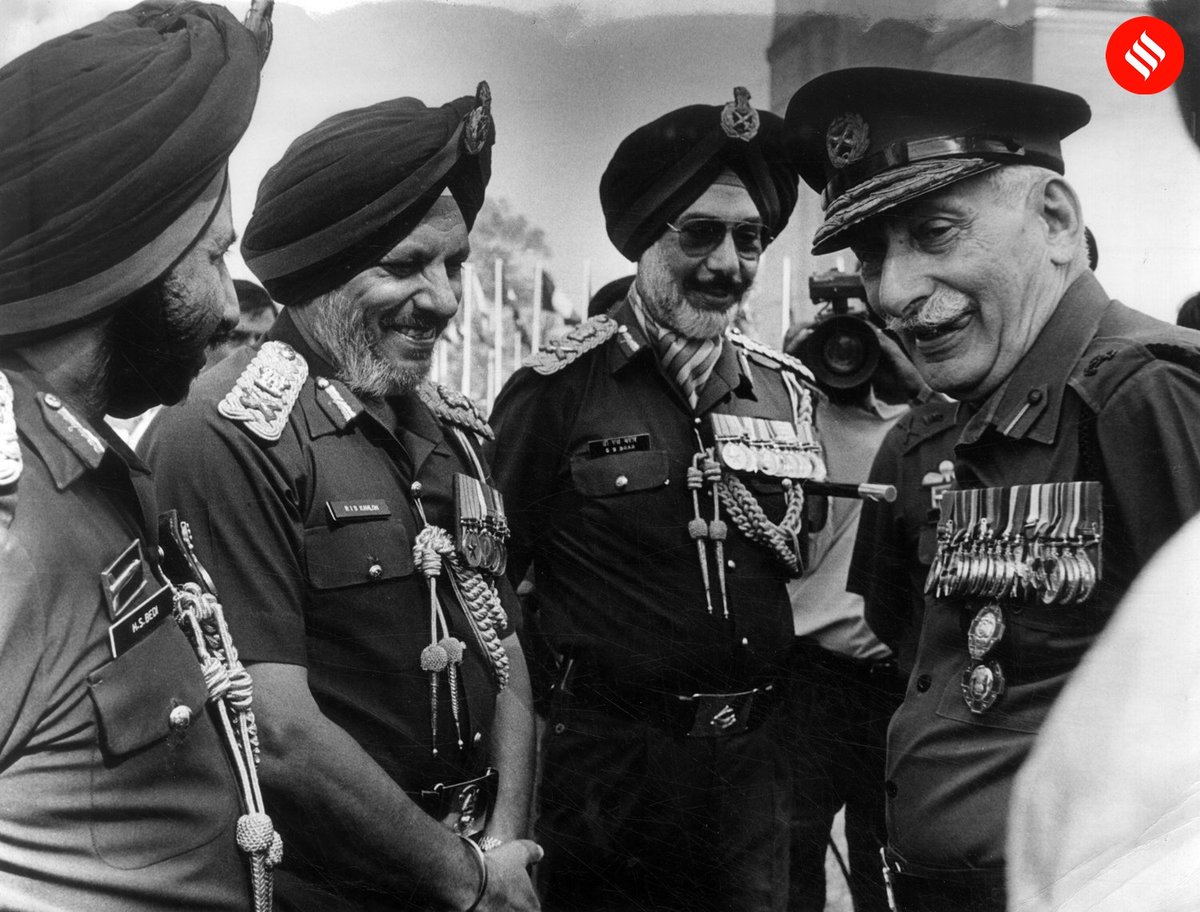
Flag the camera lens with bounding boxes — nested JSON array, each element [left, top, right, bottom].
[[823, 331, 867, 378]]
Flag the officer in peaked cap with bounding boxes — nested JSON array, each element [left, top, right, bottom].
[[489, 90, 818, 912], [786, 68, 1200, 911], [0, 2, 272, 909], [144, 85, 542, 912]]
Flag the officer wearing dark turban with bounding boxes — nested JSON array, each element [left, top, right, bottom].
[[786, 68, 1200, 912], [488, 90, 819, 912], [144, 84, 542, 912], [0, 3, 271, 910]]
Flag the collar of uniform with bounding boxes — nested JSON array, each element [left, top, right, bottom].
[[390, 390, 449, 474], [266, 308, 367, 439], [608, 290, 754, 407], [957, 272, 1110, 447], [695, 335, 750, 414], [0, 359, 110, 491], [606, 293, 658, 375]]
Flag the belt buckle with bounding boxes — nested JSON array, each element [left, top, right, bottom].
[[428, 767, 498, 838], [685, 688, 757, 738]]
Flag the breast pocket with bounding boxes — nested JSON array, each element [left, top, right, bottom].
[[86, 620, 238, 869], [569, 450, 670, 498], [303, 514, 415, 589]]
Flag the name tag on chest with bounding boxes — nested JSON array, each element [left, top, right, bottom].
[[108, 585, 172, 657], [588, 434, 650, 458], [326, 499, 392, 523]]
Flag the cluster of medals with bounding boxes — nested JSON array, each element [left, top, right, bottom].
[[929, 481, 1103, 713], [710, 413, 824, 480], [454, 473, 509, 576]]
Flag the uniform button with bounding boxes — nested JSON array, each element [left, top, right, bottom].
[[553, 722, 566, 735], [43, 393, 61, 410], [614, 475, 628, 490], [474, 731, 483, 745], [740, 637, 749, 646], [1027, 389, 1044, 404], [316, 377, 330, 389], [916, 674, 932, 693], [169, 705, 192, 731], [368, 563, 384, 580], [726, 559, 736, 570], [885, 780, 898, 798]]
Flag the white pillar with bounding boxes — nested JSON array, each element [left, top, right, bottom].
[[493, 259, 504, 398], [460, 263, 474, 397], [531, 260, 544, 353], [780, 255, 793, 347]]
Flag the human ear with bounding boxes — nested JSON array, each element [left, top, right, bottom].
[[1038, 176, 1084, 266]]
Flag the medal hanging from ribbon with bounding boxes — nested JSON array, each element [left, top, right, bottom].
[[454, 474, 509, 576], [699, 406, 823, 582], [927, 481, 1103, 714]]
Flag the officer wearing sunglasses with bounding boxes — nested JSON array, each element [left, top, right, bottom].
[[489, 89, 820, 912]]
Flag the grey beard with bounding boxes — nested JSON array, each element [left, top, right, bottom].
[[638, 249, 739, 341], [308, 289, 430, 400]]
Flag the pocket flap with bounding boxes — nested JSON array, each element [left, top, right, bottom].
[[87, 622, 209, 756], [570, 450, 670, 497], [303, 516, 414, 589]]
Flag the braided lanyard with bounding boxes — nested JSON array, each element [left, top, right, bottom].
[[162, 519, 280, 912]]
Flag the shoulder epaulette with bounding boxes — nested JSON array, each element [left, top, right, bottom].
[[727, 328, 817, 384], [522, 314, 618, 375], [217, 341, 308, 442], [0, 372, 20, 486], [1072, 336, 1200, 415], [418, 382, 494, 440]]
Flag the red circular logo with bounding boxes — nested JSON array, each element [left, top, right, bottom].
[[1106, 16, 1184, 95]]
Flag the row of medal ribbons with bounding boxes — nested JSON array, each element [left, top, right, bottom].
[[929, 480, 1103, 607], [454, 473, 509, 577], [710, 413, 826, 480]]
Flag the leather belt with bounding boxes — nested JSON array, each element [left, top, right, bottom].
[[565, 680, 778, 739], [882, 847, 1006, 912]]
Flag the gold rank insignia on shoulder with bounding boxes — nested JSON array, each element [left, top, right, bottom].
[[218, 341, 307, 442], [418, 382, 494, 441], [0, 373, 20, 486], [726, 328, 817, 384], [523, 314, 618, 376], [720, 87, 759, 142]]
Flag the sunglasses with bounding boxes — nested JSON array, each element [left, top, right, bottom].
[[665, 218, 771, 258]]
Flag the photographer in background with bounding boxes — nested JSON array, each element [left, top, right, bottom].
[[783, 273, 928, 912]]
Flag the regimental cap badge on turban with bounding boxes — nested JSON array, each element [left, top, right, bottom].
[[721, 87, 759, 142], [825, 113, 869, 169], [463, 81, 494, 156]]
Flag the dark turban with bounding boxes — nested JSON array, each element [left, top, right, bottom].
[[599, 89, 799, 261], [242, 84, 496, 306], [0, 2, 264, 338]]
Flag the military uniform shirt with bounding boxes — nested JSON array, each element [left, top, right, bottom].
[[849, 397, 959, 674], [0, 360, 248, 912], [488, 296, 805, 696], [142, 310, 519, 906], [885, 272, 1200, 872]]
